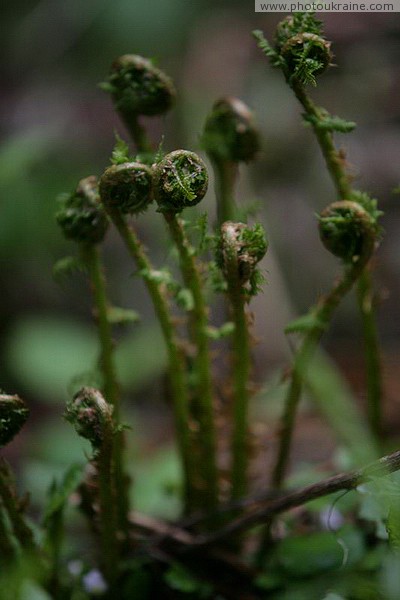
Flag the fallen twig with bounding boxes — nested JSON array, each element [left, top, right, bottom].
[[197, 449, 400, 545], [132, 449, 400, 549]]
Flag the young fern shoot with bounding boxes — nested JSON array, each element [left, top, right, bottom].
[[202, 98, 260, 225], [154, 150, 219, 510], [55, 177, 130, 539], [0, 394, 34, 557], [98, 157, 197, 513], [101, 54, 176, 158], [272, 201, 379, 488], [254, 13, 384, 444], [65, 388, 119, 584], [217, 223, 268, 500]]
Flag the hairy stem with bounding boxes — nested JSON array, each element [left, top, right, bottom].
[[82, 245, 120, 415], [357, 268, 383, 442], [291, 81, 383, 443], [272, 258, 370, 489], [96, 429, 119, 583], [105, 208, 196, 511], [120, 111, 153, 155], [212, 159, 238, 225], [291, 83, 352, 199], [164, 212, 219, 510], [81, 244, 129, 538], [0, 500, 17, 564], [0, 459, 34, 550], [230, 293, 251, 501], [223, 258, 252, 502]]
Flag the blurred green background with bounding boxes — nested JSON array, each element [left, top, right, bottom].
[[1, 1, 400, 514]]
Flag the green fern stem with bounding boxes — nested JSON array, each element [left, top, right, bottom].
[[96, 422, 119, 583], [80, 244, 129, 540], [81, 245, 120, 415], [123, 113, 153, 155], [105, 208, 196, 512], [0, 459, 34, 551], [291, 81, 383, 444], [0, 501, 17, 564], [163, 212, 219, 510], [65, 389, 119, 583], [229, 285, 251, 501], [357, 268, 383, 442], [291, 82, 352, 199], [272, 256, 371, 489], [213, 159, 238, 225]]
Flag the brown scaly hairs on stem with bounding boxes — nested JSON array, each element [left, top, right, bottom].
[[56, 176, 109, 245], [65, 387, 120, 581], [65, 387, 115, 448], [0, 395, 34, 559], [0, 394, 29, 448], [216, 222, 268, 298]]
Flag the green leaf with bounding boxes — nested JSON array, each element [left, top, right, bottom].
[[303, 113, 356, 133], [206, 322, 235, 340], [255, 572, 283, 591], [20, 581, 52, 600], [164, 564, 213, 597], [53, 256, 87, 283], [285, 313, 325, 335], [133, 445, 181, 519], [107, 306, 140, 325], [358, 477, 400, 542], [115, 325, 167, 391], [276, 527, 364, 578], [253, 29, 284, 68], [120, 559, 152, 599], [98, 81, 115, 94], [6, 316, 98, 403], [154, 137, 165, 163], [248, 268, 265, 297], [305, 351, 378, 466], [349, 190, 383, 224], [43, 464, 83, 526], [386, 504, 400, 552], [381, 552, 400, 600], [0, 127, 57, 185], [111, 133, 131, 165], [276, 532, 341, 577], [175, 288, 194, 311], [139, 267, 175, 287]]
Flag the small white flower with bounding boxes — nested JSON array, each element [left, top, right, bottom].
[[320, 506, 344, 531], [82, 569, 108, 595], [68, 560, 83, 577]]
